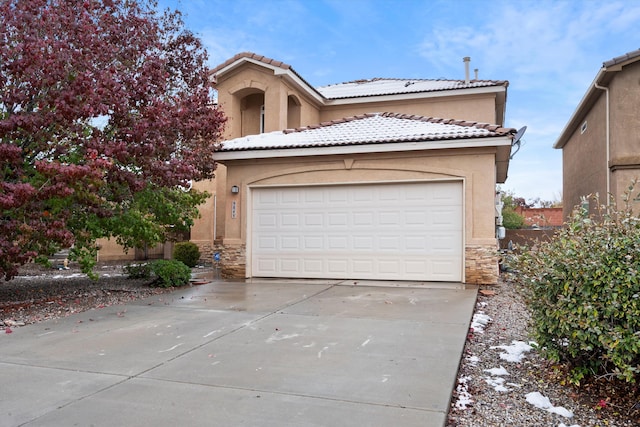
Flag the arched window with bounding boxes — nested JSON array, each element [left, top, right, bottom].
[[287, 95, 301, 129], [238, 91, 265, 136]]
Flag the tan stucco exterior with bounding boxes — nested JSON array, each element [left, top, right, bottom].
[[556, 53, 640, 218], [98, 53, 512, 284]]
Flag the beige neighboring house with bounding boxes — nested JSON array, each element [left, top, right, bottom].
[[181, 52, 517, 285], [554, 49, 640, 219]]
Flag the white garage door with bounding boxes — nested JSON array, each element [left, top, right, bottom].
[[250, 181, 463, 281]]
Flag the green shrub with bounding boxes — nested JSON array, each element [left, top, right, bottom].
[[124, 263, 152, 279], [150, 259, 191, 287], [173, 241, 201, 268], [502, 207, 525, 229], [506, 191, 640, 384]]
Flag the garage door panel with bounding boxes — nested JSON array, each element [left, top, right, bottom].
[[280, 258, 300, 273], [353, 259, 374, 274], [353, 211, 374, 226], [405, 259, 428, 274], [257, 258, 277, 273], [327, 259, 348, 274], [280, 213, 300, 227], [281, 236, 300, 250], [328, 187, 350, 203], [302, 259, 323, 274], [256, 236, 277, 250], [252, 182, 462, 281], [256, 213, 277, 228], [379, 259, 401, 274], [328, 213, 348, 227], [328, 235, 348, 250], [353, 235, 374, 250], [281, 191, 300, 205], [303, 236, 323, 249], [303, 213, 323, 227], [303, 189, 324, 205], [379, 236, 401, 250]]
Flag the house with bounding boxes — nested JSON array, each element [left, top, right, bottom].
[[183, 52, 517, 285], [554, 49, 640, 219]]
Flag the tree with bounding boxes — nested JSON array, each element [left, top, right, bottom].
[[0, 0, 225, 280], [500, 191, 527, 229]]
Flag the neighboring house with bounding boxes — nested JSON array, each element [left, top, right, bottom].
[[554, 49, 640, 219], [514, 206, 563, 228], [182, 52, 517, 285]]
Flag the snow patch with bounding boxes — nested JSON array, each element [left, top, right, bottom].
[[484, 366, 509, 376], [471, 312, 492, 333], [525, 391, 574, 418], [490, 340, 533, 363], [484, 376, 510, 392], [466, 355, 480, 365], [454, 376, 474, 409]]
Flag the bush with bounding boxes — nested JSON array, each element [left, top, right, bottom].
[[506, 192, 640, 384], [124, 262, 152, 279], [173, 241, 201, 268], [150, 259, 192, 287]]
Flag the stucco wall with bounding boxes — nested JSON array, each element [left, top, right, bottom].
[[320, 94, 499, 125], [215, 63, 321, 140], [217, 148, 500, 284], [608, 61, 640, 209], [562, 93, 608, 218], [609, 61, 640, 161], [562, 61, 640, 218]]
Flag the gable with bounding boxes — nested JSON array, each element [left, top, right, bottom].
[[555, 49, 640, 149]]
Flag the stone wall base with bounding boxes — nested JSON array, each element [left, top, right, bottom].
[[465, 244, 499, 285], [212, 242, 246, 279], [192, 240, 215, 265], [194, 241, 499, 284]]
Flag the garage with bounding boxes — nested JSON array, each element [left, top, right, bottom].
[[250, 181, 463, 281]]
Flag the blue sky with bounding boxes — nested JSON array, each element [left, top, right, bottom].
[[158, 0, 640, 203]]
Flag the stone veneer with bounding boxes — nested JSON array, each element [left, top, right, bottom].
[[195, 241, 499, 285], [464, 244, 499, 285], [210, 242, 246, 279]]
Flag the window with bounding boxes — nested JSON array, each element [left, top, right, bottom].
[[580, 120, 587, 134]]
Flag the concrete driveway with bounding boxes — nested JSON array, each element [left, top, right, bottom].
[[0, 278, 477, 427]]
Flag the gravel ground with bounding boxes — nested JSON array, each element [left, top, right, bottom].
[[447, 276, 640, 427], [2, 264, 639, 425], [0, 262, 184, 328]]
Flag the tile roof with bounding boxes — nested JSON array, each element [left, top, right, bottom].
[[210, 52, 507, 100], [210, 52, 293, 75], [317, 78, 508, 99], [603, 48, 640, 68], [220, 112, 515, 152]]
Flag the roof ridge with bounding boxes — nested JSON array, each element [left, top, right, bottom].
[[282, 112, 515, 135], [317, 77, 507, 88]]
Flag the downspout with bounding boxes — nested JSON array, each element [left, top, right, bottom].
[[594, 81, 610, 203], [213, 194, 217, 240]]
